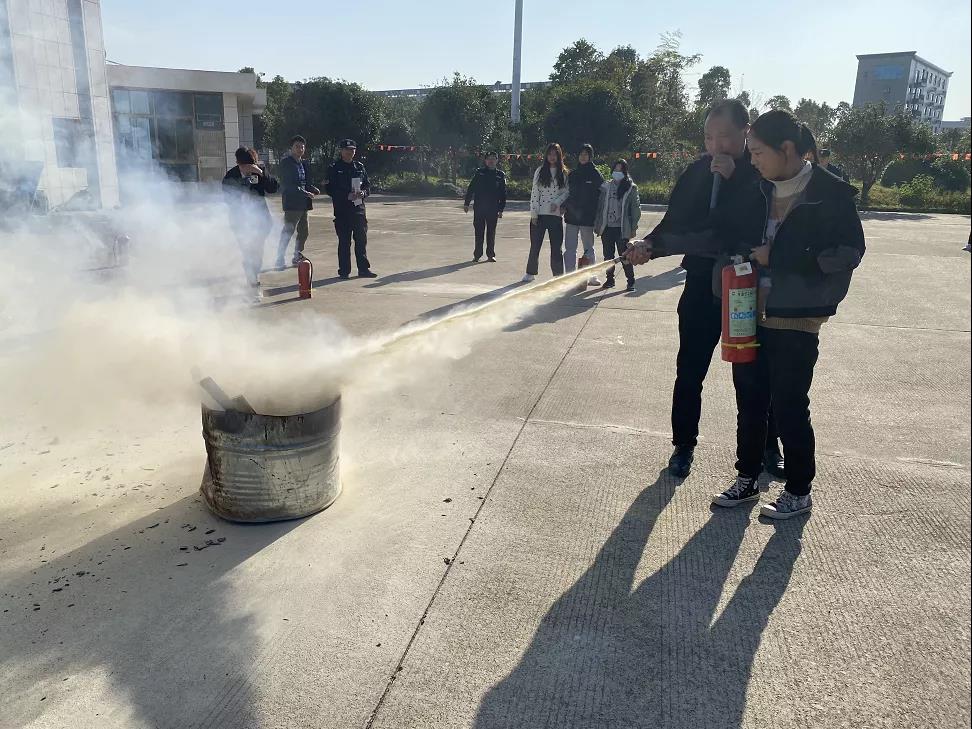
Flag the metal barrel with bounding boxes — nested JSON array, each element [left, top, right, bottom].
[[200, 396, 341, 523]]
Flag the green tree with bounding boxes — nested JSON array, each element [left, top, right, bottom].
[[696, 65, 731, 109], [416, 74, 504, 180], [260, 74, 293, 154], [831, 103, 935, 205], [630, 32, 700, 139], [281, 78, 382, 162], [766, 95, 792, 113], [542, 80, 637, 155], [793, 98, 837, 140], [550, 39, 605, 85], [596, 45, 640, 91]]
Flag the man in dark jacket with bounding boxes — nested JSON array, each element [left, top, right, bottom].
[[223, 147, 279, 301], [564, 143, 605, 284], [640, 99, 783, 479], [818, 149, 850, 183], [325, 138, 376, 279], [464, 151, 507, 262], [275, 135, 320, 268]]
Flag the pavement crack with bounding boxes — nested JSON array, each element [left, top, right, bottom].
[[363, 303, 599, 729]]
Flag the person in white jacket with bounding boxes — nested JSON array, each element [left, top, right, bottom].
[[522, 143, 570, 282]]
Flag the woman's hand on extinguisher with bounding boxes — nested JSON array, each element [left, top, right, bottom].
[[749, 245, 770, 266]]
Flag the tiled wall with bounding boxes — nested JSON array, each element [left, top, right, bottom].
[[5, 0, 118, 209]]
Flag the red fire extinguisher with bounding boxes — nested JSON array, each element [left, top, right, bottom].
[[721, 256, 759, 363], [298, 258, 313, 299]]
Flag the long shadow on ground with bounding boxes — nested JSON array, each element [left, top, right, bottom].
[[0, 475, 301, 728], [475, 471, 805, 729], [363, 260, 478, 289]]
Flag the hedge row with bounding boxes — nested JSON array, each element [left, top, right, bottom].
[[375, 174, 971, 214]]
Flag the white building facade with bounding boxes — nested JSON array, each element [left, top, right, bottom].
[[1, 0, 266, 211], [1, 0, 119, 209]]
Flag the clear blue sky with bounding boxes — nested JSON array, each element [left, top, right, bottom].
[[102, 0, 971, 119]]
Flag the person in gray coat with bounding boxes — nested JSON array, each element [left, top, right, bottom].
[[594, 159, 641, 292]]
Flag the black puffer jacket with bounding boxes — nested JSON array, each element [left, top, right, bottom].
[[564, 162, 605, 227], [651, 165, 866, 318], [650, 151, 760, 276]]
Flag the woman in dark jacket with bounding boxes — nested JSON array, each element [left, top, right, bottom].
[[629, 110, 865, 519], [564, 144, 605, 284], [223, 147, 279, 300]]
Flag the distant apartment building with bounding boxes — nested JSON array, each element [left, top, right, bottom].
[[853, 52, 952, 132]]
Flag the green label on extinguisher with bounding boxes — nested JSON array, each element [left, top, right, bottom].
[[728, 287, 757, 338]]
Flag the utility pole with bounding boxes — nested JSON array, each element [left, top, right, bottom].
[[511, 0, 523, 123]]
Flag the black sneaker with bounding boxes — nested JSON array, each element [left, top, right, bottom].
[[487, 256, 496, 262], [358, 270, 378, 278], [763, 448, 786, 479], [668, 445, 694, 478], [473, 256, 482, 262], [601, 277, 615, 290], [292, 253, 306, 265], [625, 281, 635, 292], [712, 475, 759, 508], [338, 273, 350, 280]]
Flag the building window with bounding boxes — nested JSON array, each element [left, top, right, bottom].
[[193, 93, 224, 130], [52, 117, 92, 168]]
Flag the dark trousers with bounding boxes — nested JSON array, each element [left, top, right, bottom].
[[277, 209, 309, 261], [671, 273, 781, 451], [601, 226, 635, 284], [335, 213, 370, 276], [733, 327, 819, 495], [473, 211, 498, 258], [526, 215, 564, 276]]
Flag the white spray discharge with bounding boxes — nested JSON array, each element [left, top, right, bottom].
[[0, 62, 614, 428], [0, 169, 615, 427]]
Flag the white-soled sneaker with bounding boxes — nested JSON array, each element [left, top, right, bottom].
[[588, 275, 602, 286], [760, 488, 812, 519], [521, 273, 536, 283], [711, 475, 759, 508]]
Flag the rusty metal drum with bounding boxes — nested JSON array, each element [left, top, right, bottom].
[[200, 397, 341, 522]]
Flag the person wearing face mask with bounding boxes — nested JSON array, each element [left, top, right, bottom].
[[628, 99, 784, 480], [563, 144, 605, 285], [629, 110, 865, 519], [593, 159, 640, 292], [522, 143, 570, 282]]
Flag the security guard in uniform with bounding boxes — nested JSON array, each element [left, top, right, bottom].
[[325, 139, 377, 279]]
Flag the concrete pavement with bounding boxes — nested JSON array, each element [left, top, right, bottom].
[[1, 198, 969, 728]]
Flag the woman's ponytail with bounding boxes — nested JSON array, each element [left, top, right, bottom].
[[751, 110, 817, 157]]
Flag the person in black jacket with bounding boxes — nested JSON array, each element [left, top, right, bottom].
[[223, 147, 279, 301], [325, 138, 376, 279], [631, 111, 865, 519], [641, 99, 783, 479], [464, 151, 507, 262], [818, 149, 850, 183], [275, 135, 320, 268], [563, 144, 605, 285]]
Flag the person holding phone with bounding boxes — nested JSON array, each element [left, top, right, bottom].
[[223, 147, 279, 302], [325, 138, 377, 279]]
